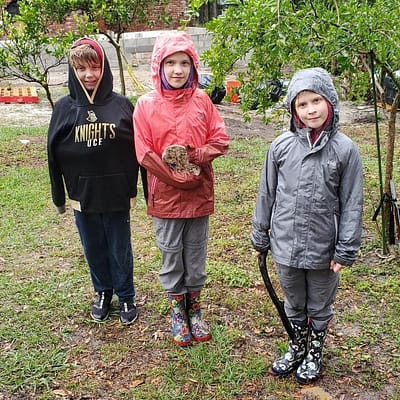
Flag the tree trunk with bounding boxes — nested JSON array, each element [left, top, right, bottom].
[[115, 45, 126, 96], [101, 32, 126, 96], [42, 81, 54, 110]]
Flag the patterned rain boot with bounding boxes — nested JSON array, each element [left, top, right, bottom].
[[167, 294, 192, 347], [186, 291, 212, 343], [271, 320, 309, 376], [295, 326, 327, 384]]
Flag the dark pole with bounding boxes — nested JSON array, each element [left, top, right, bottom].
[[370, 51, 387, 254]]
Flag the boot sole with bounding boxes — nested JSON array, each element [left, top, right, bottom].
[[192, 334, 212, 343], [173, 338, 192, 347], [270, 361, 303, 377], [120, 313, 138, 326], [90, 312, 109, 322], [295, 373, 320, 385]]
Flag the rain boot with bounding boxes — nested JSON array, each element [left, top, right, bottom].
[[167, 294, 192, 347], [295, 326, 327, 384], [271, 320, 309, 376], [186, 291, 212, 343]]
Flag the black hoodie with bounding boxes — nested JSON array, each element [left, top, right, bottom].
[[47, 38, 141, 213]]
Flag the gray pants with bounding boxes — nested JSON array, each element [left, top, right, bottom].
[[153, 216, 209, 294], [276, 265, 340, 331]]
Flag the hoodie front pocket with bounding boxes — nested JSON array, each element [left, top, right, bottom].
[[77, 173, 130, 212]]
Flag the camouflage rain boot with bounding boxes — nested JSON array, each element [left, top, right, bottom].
[[295, 326, 327, 384], [186, 291, 212, 343], [167, 294, 192, 347], [271, 320, 309, 376]]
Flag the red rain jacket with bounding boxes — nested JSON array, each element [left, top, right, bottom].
[[133, 31, 229, 218]]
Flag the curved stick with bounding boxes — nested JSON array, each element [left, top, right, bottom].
[[258, 252, 297, 343]]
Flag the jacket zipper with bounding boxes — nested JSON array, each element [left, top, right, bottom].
[[150, 175, 157, 207]]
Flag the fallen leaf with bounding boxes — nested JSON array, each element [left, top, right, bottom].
[[53, 389, 73, 398], [130, 379, 145, 388]]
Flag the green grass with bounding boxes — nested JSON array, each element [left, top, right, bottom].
[[1, 122, 400, 399]]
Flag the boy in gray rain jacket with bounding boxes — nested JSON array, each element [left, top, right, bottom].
[[250, 67, 363, 384]]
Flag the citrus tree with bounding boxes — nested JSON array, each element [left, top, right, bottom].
[[189, 0, 400, 252]]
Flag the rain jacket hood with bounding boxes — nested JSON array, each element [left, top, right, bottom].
[[68, 37, 113, 106], [151, 31, 199, 95], [284, 67, 340, 135]]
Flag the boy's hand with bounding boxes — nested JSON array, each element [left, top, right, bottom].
[[330, 260, 344, 273], [141, 151, 201, 190], [56, 205, 66, 214], [170, 169, 202, 189]]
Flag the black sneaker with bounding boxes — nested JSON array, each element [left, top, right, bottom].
[[90, 291, 113, 322], [119, 301, 137, 325]]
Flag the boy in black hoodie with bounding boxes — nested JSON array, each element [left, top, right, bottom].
[[47, 37, 146, 325]]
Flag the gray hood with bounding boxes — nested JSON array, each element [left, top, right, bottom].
[[284, 67, 340, 133]]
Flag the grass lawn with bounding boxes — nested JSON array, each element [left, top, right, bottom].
[[1, 116, 400, 399]]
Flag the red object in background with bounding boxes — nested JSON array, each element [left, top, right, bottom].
[[226, 80, 240, 103], [0, 87, 39, 103]]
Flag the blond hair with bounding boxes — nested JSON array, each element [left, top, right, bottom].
[[69, 44, 100, 68]]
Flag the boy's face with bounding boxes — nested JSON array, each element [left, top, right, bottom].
[[294, 91, 329, 130], [162, 52, 192, 89], [75, 60, 102, 91]]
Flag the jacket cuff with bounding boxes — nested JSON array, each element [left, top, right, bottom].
[[333, 255, 353, 267], [250, 230, 270, 253]]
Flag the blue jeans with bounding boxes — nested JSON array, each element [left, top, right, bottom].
[[74, 210, 135, 302]]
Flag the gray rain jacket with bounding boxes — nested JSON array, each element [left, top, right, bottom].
[[250, 68, 363, 268]]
